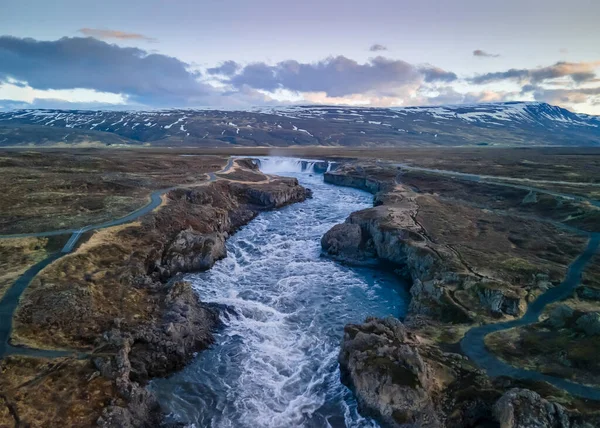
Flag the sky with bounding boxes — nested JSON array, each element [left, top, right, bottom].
[[1, 0, 599, 114]]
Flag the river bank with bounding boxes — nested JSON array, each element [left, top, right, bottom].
[[151, 158, 410, 427], [321, 161, 600, 426], [0, 159, 311, 427]]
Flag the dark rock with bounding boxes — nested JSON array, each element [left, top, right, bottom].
[[494, 388, 570, 428], [339, 317, 442, 427], [478, 286, 525, 317], [320, 223, 375, 264], [160, 230, 226, 279], [545, 304, 574, 329], [234, 177, 311, 209], [128, 281, 218, 381], [576, 286, 600, 301], [575, 312, 600, 336]]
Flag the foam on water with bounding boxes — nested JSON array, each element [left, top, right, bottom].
[[152, 158, 409, 427]]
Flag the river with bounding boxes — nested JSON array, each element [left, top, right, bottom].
[[152, 158, 409, 427]]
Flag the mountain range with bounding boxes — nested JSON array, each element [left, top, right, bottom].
[[0, 102, 598, 147]]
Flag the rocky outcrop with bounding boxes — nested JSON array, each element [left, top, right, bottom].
[[159, 230, 227, 280], [546, 304, 575, 329], [324, 165, 396, 195], [339, 317, 442, 427], [9, 167, 312, 427], [95, 280, 219, 426], [494, 388, 570, 428], [477, 286, 525, 317], [575, 312, 600, 336], [339, 316, 600, 428], [236, 177, 312, 208], [234, 157, 259, 170], [325, 162, 594, 426], [321, 191, 477, 322], [576, 285, 600, 301], [320, 222, 375, 264]]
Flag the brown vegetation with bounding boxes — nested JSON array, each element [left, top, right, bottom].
[[0, 149, 227, 234]]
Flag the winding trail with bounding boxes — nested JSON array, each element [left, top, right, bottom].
[[0, 157, 235, 359], [380, 160, 600, 399]]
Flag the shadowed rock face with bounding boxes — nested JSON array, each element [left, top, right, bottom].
[[339, 317, 441, 427], [494, 389, 570, 428], [322, 168, 478, 323], [320, 222, 374, 264], [339, 316, 600, 428], [159, 230, 227, 280]]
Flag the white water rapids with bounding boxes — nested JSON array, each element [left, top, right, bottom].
[[152, 158, 409, 427]]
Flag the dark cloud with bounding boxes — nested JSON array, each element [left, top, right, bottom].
[[0, 36, 213, 106], [471, 61, 600, 85], [225, 56, 455, 98], [470, 68, 529, 84], [473, 49, 500, 58], [369, 44, 387, 52], [418, 66, 457, 83], [207, 60, 241, 76], [569, 72, 596, 83], [78, 28, 156, 42]]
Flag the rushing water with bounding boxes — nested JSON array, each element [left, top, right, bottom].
[[152, 158, 409, 427]]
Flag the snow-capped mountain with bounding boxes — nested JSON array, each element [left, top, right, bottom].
[[0, 102, 598, 147]]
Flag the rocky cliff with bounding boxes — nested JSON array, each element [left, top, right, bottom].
[[2, 163, 311, 427], [322, 162, 597, 427]]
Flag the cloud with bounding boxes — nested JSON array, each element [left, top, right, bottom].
[[521, 84, 600, 106], [224, 56, 455, 99], [369, 44, 387, 52], [1, 36, 596, 113], [418, 86, 515, 106], [418, 66, 457, 83], [78, 28, 156, 42], [471, 61, 600, 84], [0, 98, 128, 111], [473, 49, 500, 58], [0, 36, 213, 106], [207, 60, 241, 76]]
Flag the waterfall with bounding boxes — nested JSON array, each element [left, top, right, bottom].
[[256, 157, 336, 174]]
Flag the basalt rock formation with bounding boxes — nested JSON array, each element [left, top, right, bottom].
[[323, 162, 598, 427], [1, 164, 311, 427]]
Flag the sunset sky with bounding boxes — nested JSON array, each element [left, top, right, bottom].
[[1, 0, 599, 113]]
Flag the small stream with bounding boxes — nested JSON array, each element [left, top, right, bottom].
[[152, 158, 409, 427]]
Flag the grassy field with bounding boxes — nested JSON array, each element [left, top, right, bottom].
[[0, 150, 227, 234]]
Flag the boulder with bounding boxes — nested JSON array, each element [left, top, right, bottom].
[[545, 304, 574, 329], [320, 223, 372, 263], [339, 317, 441, 427], [494, 388, 570, 428], [477, 286, 525, 317], [576, 286, 600, 301], [127, 281, 219, 381], [161, 230, 226, 279], [575, 312, 600, 336]]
